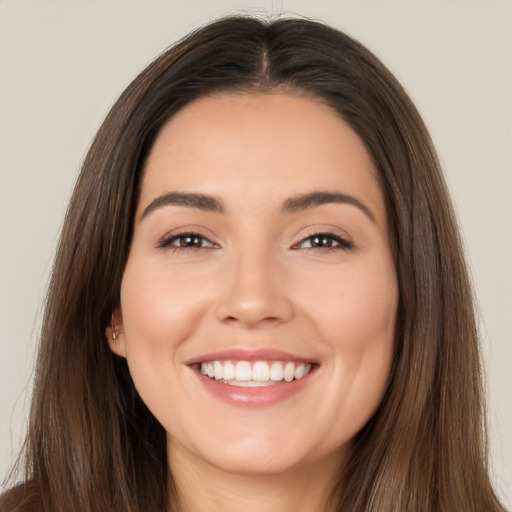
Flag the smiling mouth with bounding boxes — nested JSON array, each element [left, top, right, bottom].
[[196, 360, 314, 387]]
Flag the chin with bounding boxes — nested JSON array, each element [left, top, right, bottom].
[[174, 428, 348, 479]]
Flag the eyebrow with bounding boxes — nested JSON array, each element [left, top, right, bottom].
[[282, 191, 376, 222], [141, 192, 225, 219], [140, 190, 375, 223]]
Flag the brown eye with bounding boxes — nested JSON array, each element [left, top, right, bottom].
[[296, 233, 352, 250], [310, 235, 336, 248], [159, 232, 216, 250], [177, 235, 204, 247]]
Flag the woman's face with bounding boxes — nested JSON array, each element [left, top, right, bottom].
[[112, 93, 398, 477]]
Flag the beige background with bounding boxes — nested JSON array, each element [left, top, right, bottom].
[[1, 0, 511, 506]]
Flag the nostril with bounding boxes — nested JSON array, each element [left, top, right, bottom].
[[224, 315, 282, 327]]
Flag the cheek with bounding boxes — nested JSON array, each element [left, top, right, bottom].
[[299, 261, 398, 432], [118, 259, 216, 427], [301, 258, 398, 349], [120, 260, 213, 354], [327, 271, 397, 379]]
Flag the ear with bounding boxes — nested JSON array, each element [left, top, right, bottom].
[[106, 309, 127, 357]]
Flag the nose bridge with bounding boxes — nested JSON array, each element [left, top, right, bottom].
[[215, 237, 294, 327]]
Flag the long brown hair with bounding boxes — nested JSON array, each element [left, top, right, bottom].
[[1, 15, 506, 512]]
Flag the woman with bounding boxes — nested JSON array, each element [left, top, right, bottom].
[[0, 15, 506, 512]]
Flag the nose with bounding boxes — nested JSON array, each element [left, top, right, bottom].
[[214, 248, 295, 329]]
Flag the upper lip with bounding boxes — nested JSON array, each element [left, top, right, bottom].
[[186, 348, 318, 366]]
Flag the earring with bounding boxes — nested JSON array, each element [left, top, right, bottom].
[[111, 313, 118, 340]]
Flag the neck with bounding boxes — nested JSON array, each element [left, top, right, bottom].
[[168, 444, 343, 512]]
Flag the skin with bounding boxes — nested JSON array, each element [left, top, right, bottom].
[[109, 93, 398, 512]]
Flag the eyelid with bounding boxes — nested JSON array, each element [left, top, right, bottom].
[[156, 228, 219, 250], [155, 226, 353, 251], [291, 229, 354, 251]]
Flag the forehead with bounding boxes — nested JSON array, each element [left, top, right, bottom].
[[139, 93, 386, 223]]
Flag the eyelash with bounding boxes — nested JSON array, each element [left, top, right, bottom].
[[292, 231, 353, 252], [157, 231, 216, 252], [157, 230, 353, 253]]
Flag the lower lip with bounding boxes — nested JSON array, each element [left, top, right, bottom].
[[193, 368, 315, 407]]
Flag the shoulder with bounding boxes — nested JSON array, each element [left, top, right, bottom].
[[0, 482, 41, 512]]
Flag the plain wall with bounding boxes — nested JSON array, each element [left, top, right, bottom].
[[1, 0, 511, 506]]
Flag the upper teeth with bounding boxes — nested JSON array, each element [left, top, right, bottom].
[[200, 360, 312, 384]]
